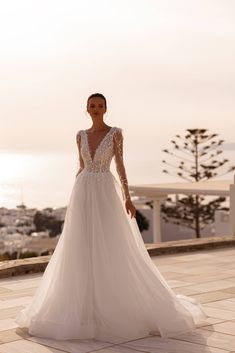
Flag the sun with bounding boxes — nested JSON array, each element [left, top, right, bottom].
[[0, 153, 35, 184]]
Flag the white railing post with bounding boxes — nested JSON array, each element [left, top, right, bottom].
[[152, 195, 167, 243], [229, 174, 235, 236]]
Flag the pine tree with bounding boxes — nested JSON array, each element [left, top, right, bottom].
[[160, 129, 235, 237]]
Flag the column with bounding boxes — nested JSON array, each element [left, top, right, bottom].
[[229, 174, 235, 236], [152, 195, 167, 243]]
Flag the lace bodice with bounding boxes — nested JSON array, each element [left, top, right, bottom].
[[76, 126, 131, 201]]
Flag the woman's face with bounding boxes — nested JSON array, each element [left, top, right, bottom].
[[87, 97, 106, 118]]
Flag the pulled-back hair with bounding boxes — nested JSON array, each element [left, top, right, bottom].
[[87, 93, 107, 110]]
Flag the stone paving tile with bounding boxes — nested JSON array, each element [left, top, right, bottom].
[[204, 299, 235, 312], [26, 336, 118, 353], [226, 277, 235, 283], [0, 319, 19, 332], [121, 334, 228, 352], [157, 271, 190, 280], [0, 279, 25, 286], [223, 287, 235, 294], [0, 339, 67, 352], [151, 264, 179, 272], [0, 306, 24, 320], [0, 288, 14, 295], [165, 279, 194, 288], [174, 328, 235, 351], [203, 306, 235, 320], [196, 318, 228, 327], [92, 347, 143, 353], [173, 286, 202, 296], [93, 347, 145, 353], [0, 277, 39, 288], [180, 280, 235, 293], [191, 291, 235, 304], [202, 319, 235, 336], [175, 271, 235, 284], [168, 266, 224, 276], [0, 287, 37, 300], [0, 274, 41, 285], [0, 296, 32, 309], [154, 251, 220, 263], [0, 280, 40, 291], [0, 328, 30, 344], [1, 248, 235, 351]]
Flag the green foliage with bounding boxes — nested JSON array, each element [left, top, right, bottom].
[[161, 195, 229, 230], [0, 251, 39, 261], [135, 209, 149, 232], [33, 211, 64, 237], [160, 128, 235, 237], [19, 251, 39, 259]]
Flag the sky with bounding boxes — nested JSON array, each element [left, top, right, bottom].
[[1, 0, 235, 208]]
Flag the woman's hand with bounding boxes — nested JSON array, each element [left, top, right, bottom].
[[125, 198, 136, 218], [76, 168, 83, 178]]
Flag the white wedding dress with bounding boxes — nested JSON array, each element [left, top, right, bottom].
[[15, 126, 208, 343]]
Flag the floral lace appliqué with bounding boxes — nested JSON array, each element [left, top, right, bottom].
[[76, 126, 131, 201]]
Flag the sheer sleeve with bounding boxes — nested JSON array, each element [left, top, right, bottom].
[[113, 128, 131, 201], [76, 131, 84, 176]]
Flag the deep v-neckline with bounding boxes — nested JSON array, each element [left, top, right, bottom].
[[84, 126, 114, 162]]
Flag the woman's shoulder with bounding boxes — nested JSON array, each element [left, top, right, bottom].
[[76, 129, 84, 143], [113, 127, 124, 143], [113, 126, 123, 134], [76, 129, 85, 136]]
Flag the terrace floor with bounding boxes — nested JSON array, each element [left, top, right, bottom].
[[1, 247, 235, 352]]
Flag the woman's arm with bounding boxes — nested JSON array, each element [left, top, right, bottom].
[[113, 128, 131, 201], [76, 131, 84, 176], [113, 128, 136, 218]]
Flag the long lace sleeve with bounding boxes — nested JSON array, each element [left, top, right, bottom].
[[113, 128, 131, 201], [76, 131, 84, 176]]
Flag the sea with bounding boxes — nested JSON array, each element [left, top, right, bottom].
[[0, 150, 234, 210]]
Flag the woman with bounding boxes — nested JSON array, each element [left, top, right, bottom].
[[15, 93, 208, 343]]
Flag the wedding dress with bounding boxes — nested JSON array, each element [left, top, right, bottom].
[[15, 126, 208, 343]]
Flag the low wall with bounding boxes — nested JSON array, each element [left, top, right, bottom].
[[0, 235, 235, 279]]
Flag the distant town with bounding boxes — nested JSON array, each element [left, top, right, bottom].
[[0, 204, 66, 260]]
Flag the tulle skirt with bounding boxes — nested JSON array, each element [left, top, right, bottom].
[[15, 169, 208, 343]]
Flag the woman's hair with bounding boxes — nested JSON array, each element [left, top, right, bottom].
[[87, 93, 107, 110]]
